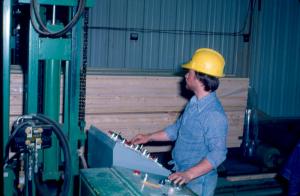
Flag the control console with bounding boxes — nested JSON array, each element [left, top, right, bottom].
[[80, 167, 196, 195], [88, 125, 171, 176]]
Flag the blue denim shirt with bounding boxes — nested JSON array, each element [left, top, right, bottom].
[[165, 92, 228, 195]]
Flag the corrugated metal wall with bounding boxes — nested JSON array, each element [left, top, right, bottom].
[[87, 0, 300, 117], [88, 0, 250, 76], [249, 0, 300, 117]]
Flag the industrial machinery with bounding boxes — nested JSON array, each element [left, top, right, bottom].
[[2, 0, 195, 195], [3, 0, 298, 195], [85, 126, 196, 195], [2, 0, 93, 195]]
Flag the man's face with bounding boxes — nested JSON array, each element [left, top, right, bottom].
[[184, 69, 197, 90]]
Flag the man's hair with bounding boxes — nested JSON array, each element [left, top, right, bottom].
[[195, 72, 219, 92]]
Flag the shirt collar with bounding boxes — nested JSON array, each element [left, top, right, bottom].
[[190, 92, 216, 111]]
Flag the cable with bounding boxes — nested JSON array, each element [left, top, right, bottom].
[[30, 0, 85, 37], [88, 0, 256, 37], [87, 26, 244, 36], [4, 121, 32, 165], [30, 0, 86, 37], [3, 149, 29, 170], [32, 114, 72, 196]]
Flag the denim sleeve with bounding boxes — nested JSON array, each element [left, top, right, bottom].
[[204, 111, 228, 169], [164, 114, 183, 141]]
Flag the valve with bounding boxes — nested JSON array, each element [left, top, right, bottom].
[[11, 124, 52, 152]]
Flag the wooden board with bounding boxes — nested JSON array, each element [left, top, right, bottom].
[[85, 76, 248, 114], [226, 173, 277, 181]]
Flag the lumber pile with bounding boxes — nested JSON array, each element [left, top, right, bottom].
[[9, 73, 23, 118], [84, 76, 248, 150], [9, 74, 248, 152]]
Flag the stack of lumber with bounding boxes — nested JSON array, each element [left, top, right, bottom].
[[9, 73, 248, 152], [84, 76, 248, 151], [9, 73, 23, 120]]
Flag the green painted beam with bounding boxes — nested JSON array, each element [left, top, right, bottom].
[[3, 0, 11, 153], [3, 1, 15, 195], [69, 17, 85, 176], [26, 23, 39, 114]]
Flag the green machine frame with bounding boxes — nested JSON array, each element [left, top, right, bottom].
[[2, 0, 93, 195]]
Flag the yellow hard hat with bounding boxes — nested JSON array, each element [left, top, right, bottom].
[[182, 48, 225, 77]]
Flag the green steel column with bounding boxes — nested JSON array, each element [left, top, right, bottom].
[[65, 59, 77, 196], [3, 0, 11, 154], [43, 59, 61, 180], [3, 1, 15, 195], [26, 22, 39, 114]]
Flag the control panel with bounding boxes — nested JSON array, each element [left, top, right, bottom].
[[88, 125, 171, 176], [80, 167, 196, 195]]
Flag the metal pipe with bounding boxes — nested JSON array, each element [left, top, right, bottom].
[[52, 5, 56, 25], [43, 59, 61, 180]]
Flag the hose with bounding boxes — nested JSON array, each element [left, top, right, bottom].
[[4, 114, 72, 196], [4, 121, 32, 165], [32, 114, 72, 196], [3, 149, 29, 170], [30, 0, 86, 37]]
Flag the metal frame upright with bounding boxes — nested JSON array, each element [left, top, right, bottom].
[[3, 0, 93, 195]]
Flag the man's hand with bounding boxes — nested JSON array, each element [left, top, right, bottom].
[[130, 134, 151, 145], [130, 130, 169, 145], [168, 171, 194, 186], [168, 159, 213, 186]]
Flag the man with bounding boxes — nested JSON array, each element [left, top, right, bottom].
[[130, 48, 228, 195]]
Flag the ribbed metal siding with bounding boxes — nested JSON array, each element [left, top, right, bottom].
[[88, 0, 250, 76], [249, 0, 300, 116]]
